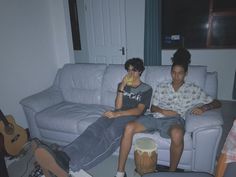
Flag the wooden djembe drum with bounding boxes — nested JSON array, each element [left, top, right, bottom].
[[134, 137, 157, 176]]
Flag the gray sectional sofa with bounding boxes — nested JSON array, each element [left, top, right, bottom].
[[20, 63, 223, 174]]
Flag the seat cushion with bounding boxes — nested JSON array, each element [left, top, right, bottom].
[[36, 102, 113, 134], [114, 132, 194, 168], [133, 132, 192, 150]]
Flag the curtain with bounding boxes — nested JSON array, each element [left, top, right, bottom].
[[233, 70, 236, 99], [144, 0, 162, 66]]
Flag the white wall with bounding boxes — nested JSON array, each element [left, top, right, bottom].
[[0, 0, 74, 128], [125, 0, 145, 59], [49, 0, 75, 68]]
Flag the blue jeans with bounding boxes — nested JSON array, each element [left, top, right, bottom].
[[63, 116, 137, 171]]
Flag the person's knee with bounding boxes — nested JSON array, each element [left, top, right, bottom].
[[124, 122, 136, 136], [170, 127, 184, 144]]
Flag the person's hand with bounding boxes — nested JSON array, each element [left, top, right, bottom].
[[118, 75, 128, 92], [103, 111, 119, 119], [162, 109, 179, 117], [191, 107, 204, 115], [121, 74, 131, 86]]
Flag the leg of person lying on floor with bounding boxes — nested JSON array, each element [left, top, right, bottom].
[[31, 138, 68, 177], [35, 147, 69, 177], [34, 115, 137, 177], [33, 116, 112, 177]]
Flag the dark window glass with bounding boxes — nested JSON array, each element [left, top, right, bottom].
[[162, 0, 236, 49]]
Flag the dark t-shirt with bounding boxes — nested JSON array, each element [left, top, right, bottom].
[[120, 82, 152, 114]]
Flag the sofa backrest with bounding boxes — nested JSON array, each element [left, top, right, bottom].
[[59, 63, 107, 104], [205, 71, 218, 99], [56, 64, 217, 106], [100, 64, 125, 106], [144, 65, 207, 92], [101, 64, 217, 107]]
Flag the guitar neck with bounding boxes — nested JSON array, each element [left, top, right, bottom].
[[0, 110, 9, 127]]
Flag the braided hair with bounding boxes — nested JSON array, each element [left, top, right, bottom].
[[171, 48, 191, 72]]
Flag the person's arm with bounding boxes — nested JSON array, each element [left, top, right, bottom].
[[115, 83, 126, 110], [115, 74, 131, 109], [191, 99, 222, 115], [105, 84, 152, 119], [103, 103, 145, 118], [151, 105, 179, 117]]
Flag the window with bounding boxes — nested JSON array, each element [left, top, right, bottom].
[[207, 0, 236, 48], [162, 0, 236, 49]]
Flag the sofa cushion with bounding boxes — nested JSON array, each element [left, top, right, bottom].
[[101, 64, 126, 107], [205, 72, 218, 98], [59, 64, 107, 104], [36, 102, 113, 134]]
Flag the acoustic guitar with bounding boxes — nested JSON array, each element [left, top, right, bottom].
[[0, 110, 28, 156]]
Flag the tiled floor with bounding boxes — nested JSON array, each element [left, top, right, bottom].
[[88, 155, 140, 177]]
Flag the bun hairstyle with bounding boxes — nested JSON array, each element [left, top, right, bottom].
[[171, 48, 191, 72]]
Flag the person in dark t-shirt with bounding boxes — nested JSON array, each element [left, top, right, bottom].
[[33, 58, 152, 177]]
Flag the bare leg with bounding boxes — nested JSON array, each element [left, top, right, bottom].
[[41, 167, 52, 177], [117, 121, 146, 172], [169, 125, 184, 171], [31, 139, 52, 177], [215, 153, 227, 177], [35, 148, 68, 177]]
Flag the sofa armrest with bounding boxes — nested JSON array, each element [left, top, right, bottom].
[[186, 108, 223, 173], [185, 108, 223, 133], [20, 86, 64, 113]]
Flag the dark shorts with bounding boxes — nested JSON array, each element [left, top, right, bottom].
[[136, 115, 185, 139]]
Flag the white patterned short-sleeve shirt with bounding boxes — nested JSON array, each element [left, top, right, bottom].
[[151, 82, 213, 119]]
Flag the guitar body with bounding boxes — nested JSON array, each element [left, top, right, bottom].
[[0, 115, 28, 156]]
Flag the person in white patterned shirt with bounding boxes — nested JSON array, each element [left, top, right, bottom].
[[114, 48, 221, 177]]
